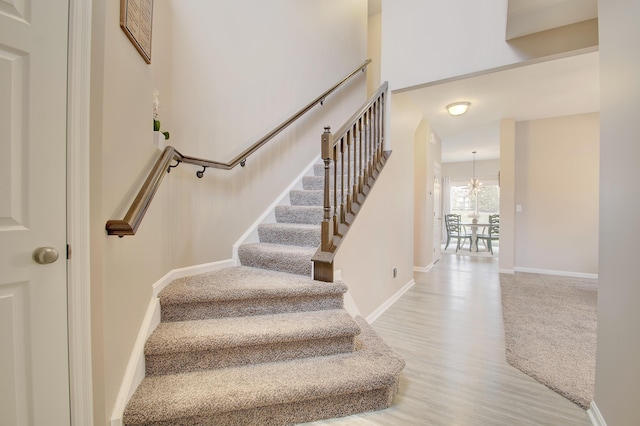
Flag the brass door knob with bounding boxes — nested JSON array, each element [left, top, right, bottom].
[[32, 247, 59, 264]]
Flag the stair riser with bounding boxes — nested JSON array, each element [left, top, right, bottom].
[[238, 251, 312, 276], [124, 381, 399, 426], [146, 336, 355, 376], [160, 295, 344, 322], [289, 190, 328, 206], [313, 161, 358, 177], [258, 226, 321, 247], [274, 206, 324, 224], [303, 176, 353, 191]]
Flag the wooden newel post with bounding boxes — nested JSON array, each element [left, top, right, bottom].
[[321, 126, 334, 252]]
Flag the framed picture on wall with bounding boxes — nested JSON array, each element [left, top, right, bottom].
[[120, 0, 154, 64]]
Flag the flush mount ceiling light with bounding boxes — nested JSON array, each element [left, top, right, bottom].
[[446, 101, 471, 116]]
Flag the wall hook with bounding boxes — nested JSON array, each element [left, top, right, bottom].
[[196, 166, 207, 178], [167, 159, 181, 173], [240, 159, 247, 167], [320, 98, 325, 106]]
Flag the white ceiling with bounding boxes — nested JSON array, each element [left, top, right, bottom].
[[403, 51, 600, 163], [385, 0, 600, 163]]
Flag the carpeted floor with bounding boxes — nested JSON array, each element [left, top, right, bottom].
[[499, 272, 597, 409]]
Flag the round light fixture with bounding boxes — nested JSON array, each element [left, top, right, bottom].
[[446, 101, 471, 116]]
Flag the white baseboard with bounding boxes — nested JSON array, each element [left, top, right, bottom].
[[498, 268, 514, 274], [151, 259, 236, 297], [366, 278, 415, 324], [414, 262, 434, 273], [331, 270, 363, 318], [587, 401, 607, 426], [110, 259, 235, 426], [342, 291, 362, 318], [514, 266, 598, 280]]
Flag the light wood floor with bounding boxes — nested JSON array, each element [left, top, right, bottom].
[[306, 254, 592, 425]]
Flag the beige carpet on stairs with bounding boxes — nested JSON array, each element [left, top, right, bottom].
[[122, 266, 405, 425], [500, 272, 597, 409]]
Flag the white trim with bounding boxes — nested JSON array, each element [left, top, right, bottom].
[[67, 0, 93, 424], [231, 155, 320, 262], [110, 259, 235, 426], [498, 268, 515, 274], [152, 259, 236, 296], [414, 262, 435, 273], [110, 298, 160, 426], [513, 266, 598, 280], [342, 291, 362, 318], [587, 401, 608, 426], [366, 279, 415, 323]]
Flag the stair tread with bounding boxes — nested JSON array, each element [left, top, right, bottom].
[[274, 205, 324, 225], [159, 266, 346, 306], [239, 242, 317, 254], [146, 309, 359, 354], [258, 223, 321, 247], [259, 222, 320, 230], [275, 205, 324, 211], [124, 318, 404, 425]]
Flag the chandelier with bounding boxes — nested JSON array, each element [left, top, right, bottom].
[[469, 151, 482, 193], [468, 151, 482, 222]]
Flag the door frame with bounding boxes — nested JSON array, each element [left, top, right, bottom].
[[432, 161, 442, 263], [67, 0, 94, 424]]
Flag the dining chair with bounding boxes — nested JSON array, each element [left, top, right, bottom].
[[444, 214, 473, 251], [477, 214, 499, 254]]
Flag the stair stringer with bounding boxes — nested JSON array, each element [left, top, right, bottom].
[[109, 259, 236, 426]]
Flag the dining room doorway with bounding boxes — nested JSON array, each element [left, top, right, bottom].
[[442, 177, 500, 257]]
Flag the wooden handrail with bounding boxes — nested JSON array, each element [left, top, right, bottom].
[[106, 59, 371, 236], [106, 147, 180, 236], [312, 82, 391, 282]]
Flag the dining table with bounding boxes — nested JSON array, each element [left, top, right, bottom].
[[460, 222, 490, 252]]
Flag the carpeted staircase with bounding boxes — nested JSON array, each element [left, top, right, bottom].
[[237, 161, 337, 277], [122, 160, 405, 425]]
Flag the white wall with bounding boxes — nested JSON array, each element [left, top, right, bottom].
[[442, 159, 500, 183], [334, 92, 421, 317], [382, 0, 524, 89], [89, 1, 368, 423], [499, 119, 516, 272], [160, 0, 369, 267], [413, 120, 428, 268], [412, 121, 442, 268], [426, 128, 442, 264], [381, 0, 597, 91], [594, 1, 640, 424], [514, 113, 599, 276], [367, 12, 382, 96]]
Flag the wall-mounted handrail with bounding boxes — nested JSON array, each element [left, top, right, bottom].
[[106, 59, 371, 236], [106, 147, 180, 236], [216, 59, 372, 170]]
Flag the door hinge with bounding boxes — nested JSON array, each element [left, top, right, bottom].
[[67, 244, 72, 260]]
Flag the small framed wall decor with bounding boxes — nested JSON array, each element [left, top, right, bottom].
[[120, 0, 154, 64]]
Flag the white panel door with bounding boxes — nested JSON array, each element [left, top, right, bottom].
[[0, 0, 70, 425]]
